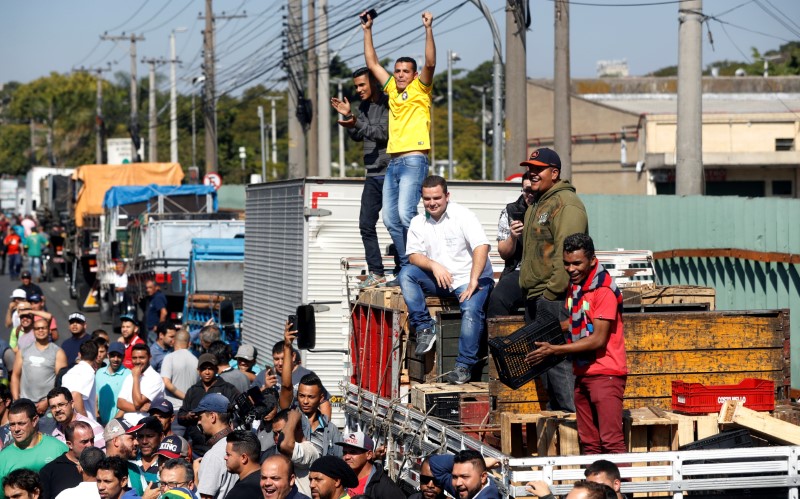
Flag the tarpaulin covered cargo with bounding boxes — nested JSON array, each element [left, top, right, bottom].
[[72, 163, 184, 226]]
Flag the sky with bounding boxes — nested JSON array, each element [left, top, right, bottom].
[[1, 0, 799, 98]]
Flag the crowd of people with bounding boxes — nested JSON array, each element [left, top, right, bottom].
[[0, 7, 635, 499]]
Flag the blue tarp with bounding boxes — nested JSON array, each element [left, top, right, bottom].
[[103, 184, 217, 210]]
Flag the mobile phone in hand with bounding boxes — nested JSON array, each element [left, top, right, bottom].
[[288, 314, 297, 332], [360, 8, 378, 24]]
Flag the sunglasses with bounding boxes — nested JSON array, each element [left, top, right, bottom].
[[419, 474, 436, 486]]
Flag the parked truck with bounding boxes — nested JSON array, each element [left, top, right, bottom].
[[182, 237, 245, 349], [67, 163, 184, 311]]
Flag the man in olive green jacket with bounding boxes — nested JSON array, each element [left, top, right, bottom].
[[519, 147, 588, 412]]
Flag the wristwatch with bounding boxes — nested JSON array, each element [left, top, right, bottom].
[[344, 113, 354, 121]]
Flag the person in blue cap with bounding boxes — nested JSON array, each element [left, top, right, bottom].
[[194, 394, 236, 499]]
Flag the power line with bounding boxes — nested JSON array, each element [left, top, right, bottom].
[[544, 0, 695, 6], [73, 39, 103, 69], [141, 0, 196, 34], [752, 0, 800, 39], [710, 0, 752, 18], [105, 0, 152, 32], [127, 2, 173, 33], [763, 0, 800, 33]]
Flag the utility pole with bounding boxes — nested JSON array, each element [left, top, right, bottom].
[[554, 0, 572, 179], [505, 0, 528, 178], [200, 1, 247, 173], [29, 119, 36, 166], [101, 32, 145, 162], [317, 0, 331, 177], [286, 0, 306, 178], [676, 0, 703, 195], [307, 0, 318, 175], [258, 105, 266, 181], [267, 96, 283, 165], [170, 28, 187, 164], [471, 85, 488, 180], [143, 57, 166, 162], [332, 78, 347, 177], [75, 64, 112, 164], [447, 50, 460, 179]]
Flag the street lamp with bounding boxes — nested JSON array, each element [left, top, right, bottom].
[[447, 50, 460, 179], [239, 146, 246, 172]]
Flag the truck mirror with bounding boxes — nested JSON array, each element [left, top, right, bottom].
[[220, 299, 235, 325], [110, 241, 120, 260], [296, 304, 316, 350], [170, 271, 183, 294]]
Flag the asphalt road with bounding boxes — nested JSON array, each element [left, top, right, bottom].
[[1, 262, 104, 348]]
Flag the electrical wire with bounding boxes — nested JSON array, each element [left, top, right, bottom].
[[105, 0, 152, 33], [752, 0, 800, 39], [763, 0, 800, 33], [73, 39, 103, 69], [710, 0, 753, 18], [141, 0, 196, 35], [544, 0, 696, 6], [126, 2, 173, 33]]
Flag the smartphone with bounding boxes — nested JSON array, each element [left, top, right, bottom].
[[360, 8, 378, 24], [288, 314, 298, 331], [510, 210, 525, 223]]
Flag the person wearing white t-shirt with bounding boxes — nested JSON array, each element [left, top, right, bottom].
[[62, 340, 99, 420], [116, 343, 165, 425], [398, 175, 494, 385], [56, 447, 104, 499]]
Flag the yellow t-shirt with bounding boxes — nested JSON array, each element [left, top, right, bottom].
[[383, 76, 432, 154]]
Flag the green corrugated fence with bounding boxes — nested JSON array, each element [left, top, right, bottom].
[[583, 194, 800, 387]]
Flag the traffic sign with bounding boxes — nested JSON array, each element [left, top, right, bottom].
[[203, 172, 223, 190]]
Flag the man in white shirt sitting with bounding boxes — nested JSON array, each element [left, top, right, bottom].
[[398, 175, 494, 385]]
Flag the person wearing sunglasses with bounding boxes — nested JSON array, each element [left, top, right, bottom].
[[410, 456, 446, 499]]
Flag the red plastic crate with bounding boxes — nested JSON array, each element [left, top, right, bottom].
[[671, 378, 775, 414]]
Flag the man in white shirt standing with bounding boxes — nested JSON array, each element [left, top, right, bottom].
[[62, 340, 100, 420], [116, 344, 165, 425], [399, 175, 494, 385], [55, 447, 105, 499]]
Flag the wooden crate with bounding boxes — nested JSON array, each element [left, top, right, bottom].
[[500, 411, 571, 457], [410, 382, 488, 415], [489, 310, 790, 416], [623, 284, 716, 310]]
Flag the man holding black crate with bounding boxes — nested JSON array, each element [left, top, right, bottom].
[[518, 147, 588, 413], [526, 233, 627, 455]]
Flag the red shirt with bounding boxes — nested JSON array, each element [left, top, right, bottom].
[[572, 286, 627, 376], [4, 234, 21, 255], [123, 336, 146, 369], [348, 473, 370, 497]]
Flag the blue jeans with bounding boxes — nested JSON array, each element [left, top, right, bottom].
[[360, 176, 385, 275], [398, 265, 494, 369], [382, 155, 429, 268], [30, 256, 41, 280], [8, 254, 21, 279]]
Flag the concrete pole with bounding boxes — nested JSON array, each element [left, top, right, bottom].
[[29, 119, 36, 166], [447, 50, 454, 179], [95, 71, 104, 164], [170, 29, 186, 164], [554, 0, 572, 179], [676, 0, 704, 195], [203, 0, 218, 173], [306, 0, 318, 176], [286, 0, 306, 179], [335, 80, 346, 177], [130, 34, 141, 162], [317, 0, 331, 177], [504, 1, 528, 178], [147, 60, 157, 162], [258, 105, 266, 181], [267, 96, 283, 164], [191, 93, 196, 168], [471, 85, 487, 180]]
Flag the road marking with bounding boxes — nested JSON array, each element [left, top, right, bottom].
[[61, 300, 70, 306], [49, 286, 57, 292]]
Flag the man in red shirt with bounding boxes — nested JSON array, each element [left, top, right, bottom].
[[526, 233, 627, 455], [119, 315, 145, 370], [4, 226, 22, 280]]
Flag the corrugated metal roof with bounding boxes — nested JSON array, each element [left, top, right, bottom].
[[584, 93, 800, 115]]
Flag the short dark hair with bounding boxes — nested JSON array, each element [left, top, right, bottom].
[[563, 233, 595, 258], [571, 480, 616, 499], [208, 340, 232, 364], [91, 329, 109, 340], [2, 469, 40, 493], [453, 449, 486, 473], [96, 456, 129, 482], [422, 175, 448, 194], [92, 337, 108, 348], [79, 339, 99, 362], [132, 343, 150, 355], [273, 408, 291, 424], [585, 459, 621, 481], [352, 67, 369, 79], [299, 373, 323, 390], [156, 321, 177, 336], [272, 340, 296, 359], [65, 420, 93, 443], [226, 430, 261, 462], [80, 447, 106, 477], [47, 386, 73, 403], [395, 56, 418, 72], [0, 384, 11, 402], [8, 399, 37, 420], [161, 458, 194, 483]]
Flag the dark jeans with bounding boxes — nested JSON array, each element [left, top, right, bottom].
[[487, 269, 526, 318], [359, 175, 385, 275], [525, 295, 576, 412]]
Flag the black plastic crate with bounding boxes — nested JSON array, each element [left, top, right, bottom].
[[679, 429, 753, 451], [488, 311, 566, 389], [425, 393, 461, 423]]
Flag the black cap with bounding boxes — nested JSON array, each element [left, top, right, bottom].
[[520, 147, 561, 169], [309, 456, 359, 488]]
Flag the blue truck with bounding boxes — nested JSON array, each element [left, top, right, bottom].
[[182, 237, 245, 350]]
